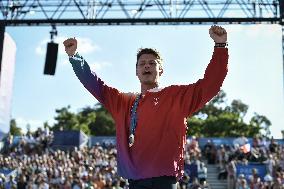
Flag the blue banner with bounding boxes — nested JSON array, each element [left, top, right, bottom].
[[275, 139, 284, 145], [90, 136, 116, 146], [184, 163, 198, 182], [0, 169, 15, 176], [197, 137, 253, 148], [236, 163, 267, 181], [52, 131, 88, 149]]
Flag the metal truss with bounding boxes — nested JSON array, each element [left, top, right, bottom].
[[0, 1, 284, 93], [0, 0, 282, 26]]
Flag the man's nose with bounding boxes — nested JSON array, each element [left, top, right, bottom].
[[144, 63, 150, 68]]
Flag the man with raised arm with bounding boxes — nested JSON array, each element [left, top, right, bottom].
[[63, 25, 229, 189]]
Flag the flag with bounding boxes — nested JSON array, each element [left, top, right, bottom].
[[240, 143, 251, 153]]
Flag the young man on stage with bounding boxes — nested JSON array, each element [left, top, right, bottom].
[[63, 25, 228, 189]]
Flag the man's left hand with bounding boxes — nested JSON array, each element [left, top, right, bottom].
[[209, 25, 227, 43]]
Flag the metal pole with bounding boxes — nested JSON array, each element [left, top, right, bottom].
[[282, 27, 284, 94], [280, 0, 284, 94], [0, 23, 5, 81]]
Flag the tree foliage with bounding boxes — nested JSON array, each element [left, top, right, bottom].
[[51, 104, 115, 136], [9, 119, 22, 136], [187, 90, 271, 137]]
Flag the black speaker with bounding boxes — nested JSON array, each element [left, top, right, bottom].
[[281, 0, 284, 19], [44, 42, 58, 75]]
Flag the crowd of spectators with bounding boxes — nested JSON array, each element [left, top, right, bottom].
[[0, 128, 125, 189], [0, 130, 284, 189], [202, 135, 284, 189]]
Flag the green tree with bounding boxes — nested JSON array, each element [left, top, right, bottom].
[[187, 90, 270, 137], [249, 113, 271, 137], [52, 106, 82, 131], [43, 121, 50, 130], [50, 104, 116, 136], [228, 99, 249, 119], [89, 104, 115, 136], [76, 106, 97, 135], [9, 119, 22, 136]]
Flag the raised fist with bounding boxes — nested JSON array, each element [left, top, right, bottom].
[[209, 25, 227, 43], [63, 38, 77, 56]]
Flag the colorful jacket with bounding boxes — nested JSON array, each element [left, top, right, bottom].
[[69, 47, 229, 179]]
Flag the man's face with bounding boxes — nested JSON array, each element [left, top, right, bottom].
[[136, 53, 163, 85]]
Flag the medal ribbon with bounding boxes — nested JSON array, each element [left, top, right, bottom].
[[129, 94, 142, 147]]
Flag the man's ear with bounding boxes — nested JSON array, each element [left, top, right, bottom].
[[136, 67, 138, 76], [159, 66, 163, 76]]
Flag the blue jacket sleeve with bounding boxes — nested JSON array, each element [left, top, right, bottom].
[[69, 53, 134, 117], [69, 53, 106, 103]]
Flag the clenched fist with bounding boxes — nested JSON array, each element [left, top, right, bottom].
[[63, 38, 77, 56], [209, 25, 227, 43]]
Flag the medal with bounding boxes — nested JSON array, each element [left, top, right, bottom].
[[129, 94, 142, 148], [129, 134, 135, 147]]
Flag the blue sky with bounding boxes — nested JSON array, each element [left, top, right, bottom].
[[4, 24, 284, 138]]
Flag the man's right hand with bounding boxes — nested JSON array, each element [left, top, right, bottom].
[[63, 38, 77, 57]]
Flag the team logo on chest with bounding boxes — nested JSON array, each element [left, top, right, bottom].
[[153, 97, 159, 106]]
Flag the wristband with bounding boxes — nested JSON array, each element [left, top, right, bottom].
[[215, 43, 228, 48], [69, 52, 77, 58]]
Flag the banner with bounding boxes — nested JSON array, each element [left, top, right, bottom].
[[184, 163, 198, 182], [0, 33, 16, 136], [52, 130, 89, 150], [236, 163, 267, 181], [198, 137, 253, 148], [90, 136, 116, 146]]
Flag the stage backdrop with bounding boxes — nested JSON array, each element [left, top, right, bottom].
[[0, 33, 16, 137]]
